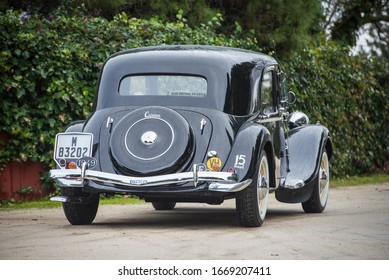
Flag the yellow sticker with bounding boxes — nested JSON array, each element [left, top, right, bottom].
[[206, 157, 222, 171]]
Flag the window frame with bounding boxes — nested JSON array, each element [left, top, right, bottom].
[[260, 66, 278, 115], [118, 74, 208, 97]]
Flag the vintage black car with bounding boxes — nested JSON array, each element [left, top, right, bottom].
[[50, 45, 332, 227]]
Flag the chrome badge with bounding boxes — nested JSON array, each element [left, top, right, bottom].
[[141, 131, 158, 145]]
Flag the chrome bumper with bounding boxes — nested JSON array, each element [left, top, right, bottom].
[[50, 164, 252, 193]]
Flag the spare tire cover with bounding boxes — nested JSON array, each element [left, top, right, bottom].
[[109, 106, 194, 176]]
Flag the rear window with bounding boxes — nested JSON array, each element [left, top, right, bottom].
[[119, 75, 207, 97]]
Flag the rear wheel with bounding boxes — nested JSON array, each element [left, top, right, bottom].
[[151, 202, 176, 210], [62, 188, 99, 225], [302, 149, 329, 213], [236, 151, 270, 227]]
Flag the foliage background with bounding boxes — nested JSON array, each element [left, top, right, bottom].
[[285, 43, 389, 176], [0, 8, 260, 188], [0, 5, 388, 189]]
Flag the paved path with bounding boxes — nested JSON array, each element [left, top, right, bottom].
[[1, 184, 388, 259]]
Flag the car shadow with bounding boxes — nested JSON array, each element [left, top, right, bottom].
[[90, 205, 305, 229]]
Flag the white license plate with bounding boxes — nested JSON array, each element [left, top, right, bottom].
[[54, 133, 93, 167]]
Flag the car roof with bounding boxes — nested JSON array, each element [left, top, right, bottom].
[[109, 45, 276, 70], [95, 45, 278, 115]]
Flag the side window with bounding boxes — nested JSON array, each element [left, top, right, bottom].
[[280, 72, 288, 103], [261, 70, 274, 113]]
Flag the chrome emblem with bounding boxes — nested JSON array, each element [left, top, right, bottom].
[[141, 131, 157, 145]]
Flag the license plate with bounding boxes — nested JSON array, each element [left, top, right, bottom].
[[54, 133, 93, 168]]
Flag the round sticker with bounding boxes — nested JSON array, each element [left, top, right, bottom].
[[206, 157, 222, 171]]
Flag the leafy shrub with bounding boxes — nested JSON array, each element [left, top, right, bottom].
[[0, 9, 259, 177], [284, 42, 389, 177], [0, 8, 388, 183]]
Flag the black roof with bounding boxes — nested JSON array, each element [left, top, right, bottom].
[[95, 45, 278, 115], [110, 45, 276, 66]]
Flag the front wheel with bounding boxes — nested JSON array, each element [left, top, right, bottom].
[[302, 148, 329, 213], [62, 188, 99, 225], [236, 151, 270, 227]]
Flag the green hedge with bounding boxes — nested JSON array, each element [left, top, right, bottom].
[[0, 9, 388, 183], [0, 9, 259, 183], [285, 43, 389, 177]]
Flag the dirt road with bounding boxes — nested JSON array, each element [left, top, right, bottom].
[[1, 184, 388, 260]]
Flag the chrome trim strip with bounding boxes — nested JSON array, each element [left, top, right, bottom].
[[208, 179, 252, 192], [106, 117, 114, 128], [49, 196, 70, 203], [256, 116, 283, 124], [50, 168, 251, 193]]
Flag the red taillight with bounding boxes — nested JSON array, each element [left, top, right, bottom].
[[66, 161, 77, 169]]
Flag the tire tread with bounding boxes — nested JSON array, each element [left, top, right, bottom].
[[62, 188, 99, 225]]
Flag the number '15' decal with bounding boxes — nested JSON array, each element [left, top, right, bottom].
[[234, 155, 246, 169]]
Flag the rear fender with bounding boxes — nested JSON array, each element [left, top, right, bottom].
[[276, 124, 332, 203], [223, 122, 272, 183], [65, 120, 85, 133]]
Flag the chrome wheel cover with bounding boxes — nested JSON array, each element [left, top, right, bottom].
[[319, 151, 329, 207], [257, 156, 270, 220]]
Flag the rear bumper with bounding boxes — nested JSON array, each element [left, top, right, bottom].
[[50, 164, 252, 193]]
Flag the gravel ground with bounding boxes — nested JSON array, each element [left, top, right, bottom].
[[0, 183, 388, 260]]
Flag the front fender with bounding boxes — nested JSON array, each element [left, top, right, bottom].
[[276, 124, 332, 203], [223, 122, 271, 182]]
